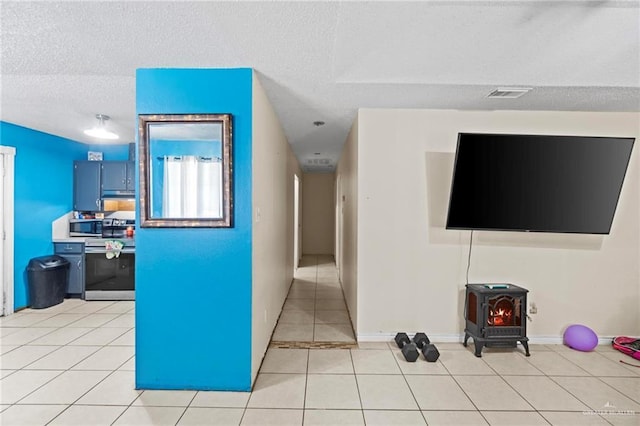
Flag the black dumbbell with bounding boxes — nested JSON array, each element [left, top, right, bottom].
[[394, 332, 419, 362], [413, 332, 440, 362]]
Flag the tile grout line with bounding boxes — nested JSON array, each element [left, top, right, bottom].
[[553, 347, 606, 376], [461, 348, 616, 420], [21, 311, 133, 368], [437, 353, 490, 423], [4, 344, 63, 371], [108, 379, 145, 426], [237, 366, 254, 425], [534, 345, 625, 422], [390, 341, 430, 424], [166, 401, 190, 426], [480, 365, 539, 414], [20, 309, 130, 349], [79, 328, 138, 426], [25, 327, 134, 396], [7, 344, 84, 407], [545, 374, 627, 425], [504, 372, 587, 424], [301, 346, 311, 424], [312, 255, 318, 343], [43, 365, 128, 425], [14, 356, 124, 422], [4, 301, 135, 424], [348, 347, 366, 424], [5, 295, 640, 425], [2, 318, 73, 347]]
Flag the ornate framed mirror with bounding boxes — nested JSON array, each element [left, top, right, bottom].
[[138, 114, 233, 228]]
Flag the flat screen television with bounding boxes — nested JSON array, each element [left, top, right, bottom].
[[446, 133, 635, 234]]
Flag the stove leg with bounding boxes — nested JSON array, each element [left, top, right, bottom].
[[521, 340, 530, 356], [463, 332, 469, 347], [473, 340, 484, 357]]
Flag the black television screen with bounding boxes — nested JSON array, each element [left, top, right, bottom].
[[446, 133, 635, 234]]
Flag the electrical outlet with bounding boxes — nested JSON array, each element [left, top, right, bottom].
[[528, 302, 538, 314]]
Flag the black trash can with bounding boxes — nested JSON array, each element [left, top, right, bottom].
[[26, 255, 70, 309]]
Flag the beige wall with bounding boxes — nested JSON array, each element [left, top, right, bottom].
[[355, 109, 639, 341], [336, 118, 359, 332], [251, 73, 301, 384], [302, 173, 335, 255]]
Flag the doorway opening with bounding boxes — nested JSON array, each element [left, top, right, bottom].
[[1, 146, 16, 316], [335, 175, 343, 280], [293, 174, 301, 271]]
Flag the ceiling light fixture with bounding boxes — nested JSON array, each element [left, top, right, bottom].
[[84, 114, 119, 140], [313, 120, 325, 127]]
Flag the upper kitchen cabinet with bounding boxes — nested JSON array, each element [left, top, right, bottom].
[[127, 161, 135, 191], [73, 160, 102, 211], [101, 161, 135, 194]]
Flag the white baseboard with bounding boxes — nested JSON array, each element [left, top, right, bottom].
[[357, 333, 464, 343], [357, 332, 615, 346]]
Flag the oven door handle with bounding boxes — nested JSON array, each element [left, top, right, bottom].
[[85, 248, 136, 254]]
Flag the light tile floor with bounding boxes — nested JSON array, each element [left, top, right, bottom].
[[1, 259, 639, 425], [273, 255, 356, 344]]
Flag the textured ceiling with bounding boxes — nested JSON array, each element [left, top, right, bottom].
[[1, 1, 639, 172]]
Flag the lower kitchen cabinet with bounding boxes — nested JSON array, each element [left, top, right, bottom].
[[54, 243, 85, 297]]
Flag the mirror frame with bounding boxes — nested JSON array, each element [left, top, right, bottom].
[[138, 113, 233, 228]]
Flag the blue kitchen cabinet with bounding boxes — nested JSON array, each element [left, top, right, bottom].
[[54, 243, 85, 296], [73, 161, 102, 211], [126, 161, 135, 191], [102, 161, 135, 192]]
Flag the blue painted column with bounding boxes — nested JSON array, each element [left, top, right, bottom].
[[135, 68, 253, 390]]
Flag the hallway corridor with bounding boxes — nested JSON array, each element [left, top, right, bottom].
[[271, 255, 356, 346]]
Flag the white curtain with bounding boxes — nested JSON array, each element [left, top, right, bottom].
[[162, 155, 223, 218]]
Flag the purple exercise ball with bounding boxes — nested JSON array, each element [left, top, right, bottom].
[[563, 324, 598, 352]]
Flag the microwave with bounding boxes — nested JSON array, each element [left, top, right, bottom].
[[69, 219, 103, 237]]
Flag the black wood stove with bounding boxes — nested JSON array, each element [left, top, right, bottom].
[[463, 283, 530, 357]]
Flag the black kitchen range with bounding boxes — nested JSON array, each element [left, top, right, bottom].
[[84, 218, 135, 301]]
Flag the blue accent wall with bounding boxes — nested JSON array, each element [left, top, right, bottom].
[[0, 122, 87, 309], [135, 68, 253, 390]]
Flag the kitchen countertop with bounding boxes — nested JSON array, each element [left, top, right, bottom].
[[53, 237, 90, 243], [53, 237, 136, 246]]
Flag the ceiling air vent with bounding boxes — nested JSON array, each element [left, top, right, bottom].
[[306, 158, 331, 165], [304, 158, 334, 173], [487, 87, 532, 99]]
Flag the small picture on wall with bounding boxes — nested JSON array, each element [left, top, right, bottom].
[[88, 151, 103, 161]]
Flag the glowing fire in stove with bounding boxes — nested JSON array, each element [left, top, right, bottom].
[[488, 307, 513, 326]]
